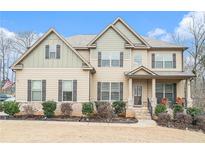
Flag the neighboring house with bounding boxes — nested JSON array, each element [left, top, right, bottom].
[[11, 17, 195, 119]]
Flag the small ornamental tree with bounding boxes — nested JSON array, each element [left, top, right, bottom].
[[3, 101, 20, 116], [160, 98, 168, 106], [176, 97, 184, 105], [42, 101, 57, 118]]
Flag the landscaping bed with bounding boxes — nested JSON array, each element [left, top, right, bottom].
[[154, 99, 205, 133], [0, 115, 138, 124]]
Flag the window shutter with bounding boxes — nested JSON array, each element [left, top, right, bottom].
[[120, 52, 123, 67], [42, 80, 46, 101], [56, 45, 60, 59], [120, 82, 123, 101], [73, 80, 77, 101], [152, 53, 155, 68], [27, 80, 31, 101], [58, 80, 62, 102], [97, 82, 101, 101], [173, 83, 177, 102], [45, 45, 49, 59], [173, 53, 176, 68], [98, 52, 101, 67]]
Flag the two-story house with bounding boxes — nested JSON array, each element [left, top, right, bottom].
[[11, 17, 195, 119]]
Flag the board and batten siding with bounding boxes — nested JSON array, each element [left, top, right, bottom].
[[15, 69, 90, 103], [77, 50, 90, 62], [114, 20, 143, 45], [89, 27, 131, 101], [21, 32, 83, 68]]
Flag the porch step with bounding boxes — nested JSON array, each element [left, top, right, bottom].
[[134, 107, 152, 120]]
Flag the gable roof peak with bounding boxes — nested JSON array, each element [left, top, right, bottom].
[[112, 17, 150, 47], [12, 28, 94, 70], [88, 24, 134, 47]]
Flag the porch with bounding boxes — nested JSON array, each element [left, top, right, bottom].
[[124, 66, 195, 119]]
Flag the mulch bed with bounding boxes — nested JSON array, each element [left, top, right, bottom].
[[0, 115, 138, 124]]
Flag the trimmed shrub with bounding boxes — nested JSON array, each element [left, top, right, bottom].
[[186, 107, 202, 117], [82, 102, 94, 117], [157, 113, 171, 127], [174, 113, 192, 129], [173, 104, 184, 115], [112, 101, 126, 116], [195, 115, 205, 132], [155, 104, 167, 116], [0, 102, 3, 112], [61, 103, 73, 117], [42, 101, 57, 118], [23, 104, 35, 116], [95, 101, 113, 119], [3, 101, 20, 116]]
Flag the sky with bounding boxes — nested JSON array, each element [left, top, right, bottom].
[[0, 11, 189, 38]]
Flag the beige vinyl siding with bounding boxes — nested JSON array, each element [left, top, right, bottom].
[[77, 50, 90, 62], [90, 27, 131, 101], [147, 50, 183, 71], [114, 21, 143, 45], [22, 32, 83, 68], [132, 49, 148, 69], [15, 69, 90, 102]]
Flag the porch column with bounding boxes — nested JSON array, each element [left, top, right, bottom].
[[128, 78, 133, 107], [186, 79, 193, 107], [151, 78, 157, 108]]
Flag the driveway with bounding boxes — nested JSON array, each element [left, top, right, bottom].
[[0, 120, 205, 143]]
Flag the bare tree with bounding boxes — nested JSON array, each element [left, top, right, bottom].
[[11, 31, 39, 54], [0, 31, 13, 82], [186, 14, 205, 79]]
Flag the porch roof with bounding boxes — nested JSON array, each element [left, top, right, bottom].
[[124, 66, 195, 79]]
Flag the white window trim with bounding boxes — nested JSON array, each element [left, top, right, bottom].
[[155, 53, 173, 69], [62, 80, 73, 102], [100, 82, 120, 101], [101, 51, 121, 67], [31, 80, 42, 102]]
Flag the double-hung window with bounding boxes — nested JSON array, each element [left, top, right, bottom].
[[155, 53, 173, 68], [49, 45, 56, 59], [101, 52, 120, 67], [156, 83, 174, 104], [62, 80, 73, 101], [31, 80, 42, 101], [111, 83, 120, 100], [134, 53, 142, 66], [101, 82, 120, 101], [45, 44, 61, 59], [101, 82, 110, 100]]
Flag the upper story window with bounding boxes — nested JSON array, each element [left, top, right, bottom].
[[31, 80, 42, 101], [101, 52, 120, 67], [45, 44, 61, 59], [152, 53, 176, 69], [134, 53, 142, 66]]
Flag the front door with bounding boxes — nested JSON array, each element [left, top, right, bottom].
[[133, 85, 142, 106]]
